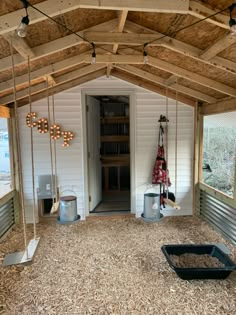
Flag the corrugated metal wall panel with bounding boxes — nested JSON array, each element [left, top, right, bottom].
[[200, 190, 236, 244], [18, 76, 194, 221], [0, 198, 14, 238]]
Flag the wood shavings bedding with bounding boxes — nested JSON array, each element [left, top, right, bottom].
[[0, 216, 236, 315]]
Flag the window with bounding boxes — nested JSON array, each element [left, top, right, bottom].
[[0, 118, 12, 197], [202, 112, 236, 197]]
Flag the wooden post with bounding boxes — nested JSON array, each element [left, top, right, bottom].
[[9, 108, 20, 223]]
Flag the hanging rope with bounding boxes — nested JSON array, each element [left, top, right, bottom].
[[51, 93, 58, 204], [28, 56, 37, 239], [165, 86, 169, 199], [10, 40, 28, 257], [46, 79, 55, 210], [175, 78, 179, 199]]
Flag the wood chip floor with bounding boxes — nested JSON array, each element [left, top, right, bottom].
[[0, 216, 236, 315]]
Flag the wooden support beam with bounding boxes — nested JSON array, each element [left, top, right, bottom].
[[116, 65, 217, 103], [0, 53, 144, 94], [9, 69, 106, 108], [200, 34, 236, 61], [188, 1, 229, 29], [147, 55, 236, 97], [0, 53, 88, 93], [164, 75, 179, 86], [108, 10, 128, 77], [4, 31, 56, 85], [112, 69, 196, 107], [113, 10, 128, 53], [0, 105, 10, 118], [201, 97, 236, 115], [118, 47, 236, 97], [0, 19, 118, 73], [0, 18, 235, 78], [0, 0, 189, 35], [124, 21, 236, 75], [4, 32, 35, 59], [0, 64, 106, 105], [85, 31, 177, 45]]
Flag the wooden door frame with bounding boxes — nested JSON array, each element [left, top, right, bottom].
[[81, 89, 136, 217]]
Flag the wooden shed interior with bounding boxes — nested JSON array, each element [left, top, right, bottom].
[[0, 1, 236, 313]]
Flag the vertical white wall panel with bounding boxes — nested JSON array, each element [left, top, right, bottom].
[[18, 76, 194, 222]]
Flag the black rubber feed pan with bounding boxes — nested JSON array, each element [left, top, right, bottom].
[[161, 244, 236, 280]]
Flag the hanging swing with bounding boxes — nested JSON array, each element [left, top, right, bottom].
[[44, 80, 60, 215], [3, 44, 40, 266]]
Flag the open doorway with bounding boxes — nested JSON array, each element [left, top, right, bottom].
[[85, 94, 131, 214]]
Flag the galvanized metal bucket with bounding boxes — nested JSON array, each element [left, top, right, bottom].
[[143, 193, 161, 219], [59, 190, 77, 222]]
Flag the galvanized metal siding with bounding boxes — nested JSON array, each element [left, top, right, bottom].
[[200, 190, 236, 244], [18, 76, 194, 221], [0, 198, 14, 238]]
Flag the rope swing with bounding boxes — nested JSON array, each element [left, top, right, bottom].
[[175, 78, 179, 201], [48, 85, 59, 214], [3, 42, 40, 266]]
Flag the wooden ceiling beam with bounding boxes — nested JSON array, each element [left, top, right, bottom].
[[3, 31, 56, 85], [0, 51, 233, 101], [3, 32, 35, 59], [188, 1, 229, 29], [124, 21, 236, 74], [0, 0, 189, 35], [201, 97, 236, 115], [118, 47, 236, 97], [0, 19, 118, 73], [116, 65, 217, 103], [200, 34, 236, 61], [107, 10, 128, 77], [112, 69, 196, 107], [0, 64, 106, 105], [0, 53, 146, 94], [164, 75, 179, 86], [113, 10, 128, 53], [148, 55, 235, 97], [9, 69, 106, 108]]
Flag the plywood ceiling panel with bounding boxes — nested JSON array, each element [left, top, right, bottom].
[[25, 9, 116, 48], [218, 42, 236, 63], [199, 0, 232, 10], [127, 12, 227, 50]]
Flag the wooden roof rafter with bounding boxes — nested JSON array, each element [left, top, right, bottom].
[[0, 1, 235, 109]]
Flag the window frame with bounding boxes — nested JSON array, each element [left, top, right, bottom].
[[199, 112, 236, 206]]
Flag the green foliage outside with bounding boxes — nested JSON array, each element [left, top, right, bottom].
[[203, 127, 236, 197]]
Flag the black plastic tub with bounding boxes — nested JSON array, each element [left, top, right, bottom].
[[161, 244, 236, 280]]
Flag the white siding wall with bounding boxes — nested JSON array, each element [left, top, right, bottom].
[[18, 76, 194, 222]]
